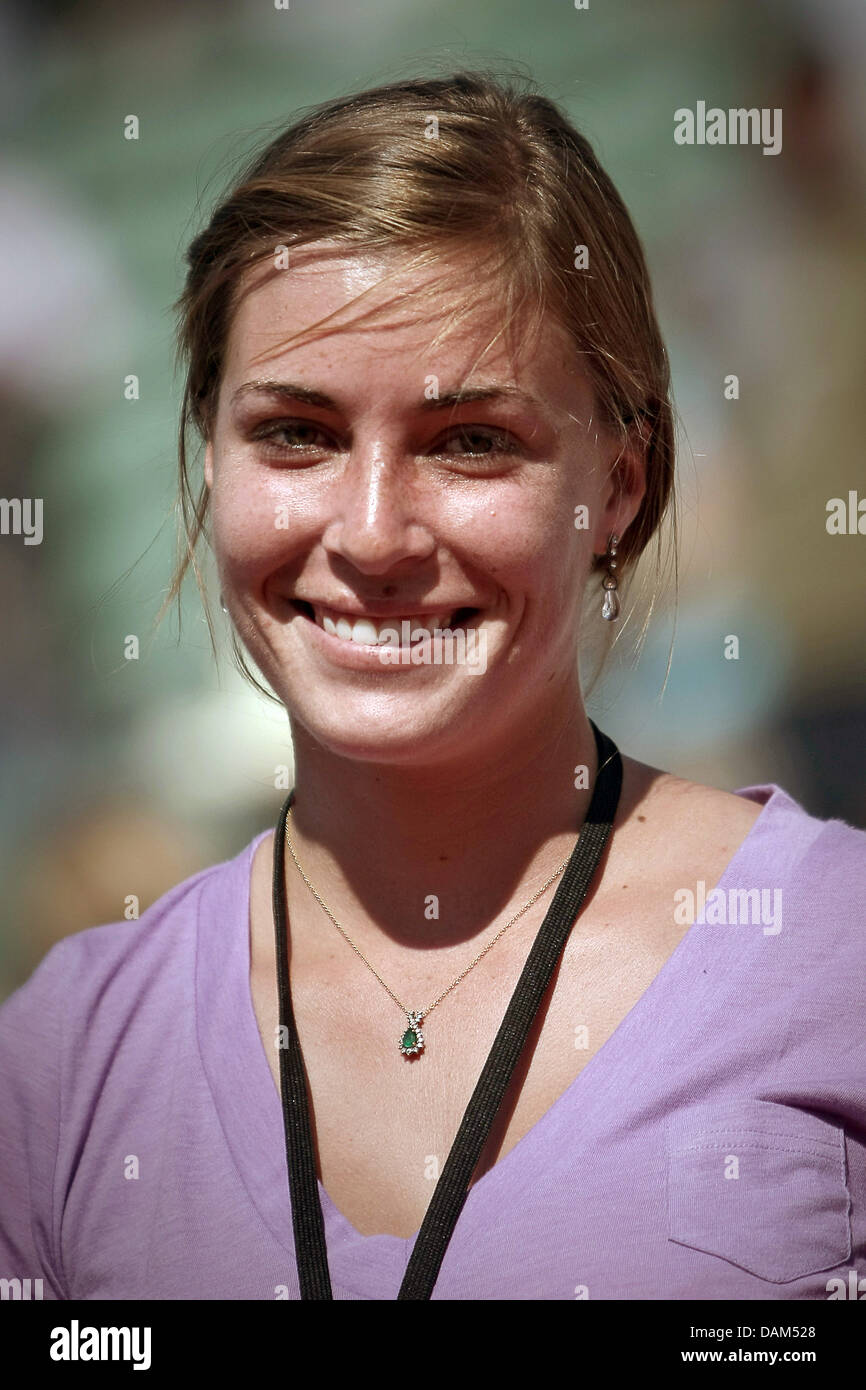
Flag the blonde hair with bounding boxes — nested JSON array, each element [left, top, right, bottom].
[[157, 67, 677, 702]]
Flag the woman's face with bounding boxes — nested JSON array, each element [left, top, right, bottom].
[[205, 242, 644, 765]]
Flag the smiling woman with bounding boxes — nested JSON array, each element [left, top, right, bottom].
[[1, 69, 865, 1304]]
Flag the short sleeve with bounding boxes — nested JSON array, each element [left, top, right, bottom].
[[0, 940, 72, 1300]]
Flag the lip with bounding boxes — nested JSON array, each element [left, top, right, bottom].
[[289, 598, 476, 621], [286, 597, 483, 669]]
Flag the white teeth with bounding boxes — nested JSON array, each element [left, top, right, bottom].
[[311, 606, 466, 646], [350, 619, 380, 645]]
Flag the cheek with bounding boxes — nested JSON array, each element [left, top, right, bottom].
[[456, 480, 586, 595], [210, 460, 305, 572]]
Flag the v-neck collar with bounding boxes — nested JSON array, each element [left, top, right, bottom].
[[196, 782, 808, 1292]]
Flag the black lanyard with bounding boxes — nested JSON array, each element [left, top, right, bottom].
[[271, 720, 622, 1299]]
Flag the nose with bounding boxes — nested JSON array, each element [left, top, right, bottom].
[[320, 443, 436, 575]]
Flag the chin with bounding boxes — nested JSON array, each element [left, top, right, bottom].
[[285, 683, 498, 767]]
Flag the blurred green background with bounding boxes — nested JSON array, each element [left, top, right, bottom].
[[2, 0, 865, 997]]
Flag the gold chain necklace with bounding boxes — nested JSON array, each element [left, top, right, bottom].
[[284, 807, 573, 1058]]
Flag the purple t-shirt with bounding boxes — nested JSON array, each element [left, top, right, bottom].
[[1, 784, 865, 1300]]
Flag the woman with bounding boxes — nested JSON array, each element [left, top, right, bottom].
[[1, 70, 864, 1302]]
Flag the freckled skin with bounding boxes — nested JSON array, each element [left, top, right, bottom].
[[205, 242, 640, 767]]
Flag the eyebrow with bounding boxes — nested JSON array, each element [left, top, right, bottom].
[[229, 378, 545, 414]]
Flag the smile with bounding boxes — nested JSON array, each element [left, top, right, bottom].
[[290, 601, 480, 648]]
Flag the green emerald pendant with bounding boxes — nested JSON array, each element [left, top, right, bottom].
[[399, 1011, 425, 1057]]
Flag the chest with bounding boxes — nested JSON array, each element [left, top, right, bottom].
[[249, 872, 690, 1240]]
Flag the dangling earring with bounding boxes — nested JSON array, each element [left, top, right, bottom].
[[601, 534, 619, 621], [219, 592, 229, 613]]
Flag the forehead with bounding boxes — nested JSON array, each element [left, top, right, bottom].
[[221, 241, 592, 411]]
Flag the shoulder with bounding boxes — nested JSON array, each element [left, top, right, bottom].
[[622, 754, 866, 954], [618, 754, 854, 863], [651, 766, 866, 886], [619, 752, 866, 906], [2, 861, 206, 1018], [616, 757, 766, 873], [0, 831, 266, 1048]]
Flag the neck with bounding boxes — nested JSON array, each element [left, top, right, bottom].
[[285, 689, 603, 952]]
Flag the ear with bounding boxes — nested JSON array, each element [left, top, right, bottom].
[[204, 438, 214, 490], [592, 423, 647, 558]]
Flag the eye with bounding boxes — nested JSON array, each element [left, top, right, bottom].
[[250, 419, 333, 457], [246, 419, 523, 469], [432, 427, 521, 463]]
